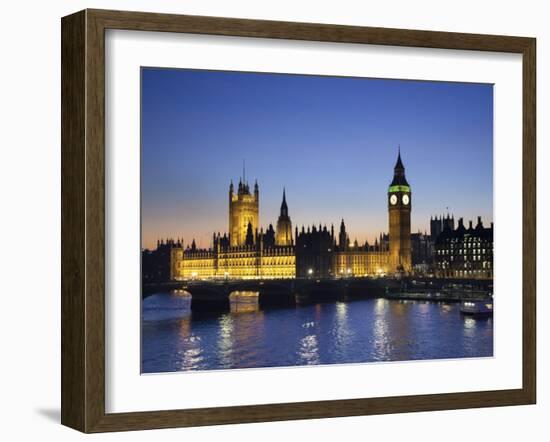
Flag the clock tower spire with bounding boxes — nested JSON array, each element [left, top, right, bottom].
[[388, 147, 412, 273]]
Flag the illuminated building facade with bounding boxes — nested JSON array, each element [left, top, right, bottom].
[[148, 150, 413, 281], [229, 178, 259, 247], [174, 241, 296, 280], [172, 184, 296, 280], [434, 216, 493, 279]]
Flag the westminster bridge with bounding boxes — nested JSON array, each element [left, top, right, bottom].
[[143, 276, 493, 311]]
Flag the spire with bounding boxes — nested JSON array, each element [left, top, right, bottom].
[[280, 188, 288, 216], [242, 159, 246, 184], [245, 221, 254, 246], [476, 216, 483, 229], [394, 145, 405, 171], [390, 145, 409, 187], [275, 187, 292, 246], [339, 219, 347, 236], [339, 219, 347, 249]]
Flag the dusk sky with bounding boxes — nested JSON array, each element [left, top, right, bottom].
[[141, 68, 493, 250]]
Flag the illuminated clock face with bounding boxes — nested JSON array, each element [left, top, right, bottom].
[[402, 194, 410, 205], [390, 194, 398, 205]]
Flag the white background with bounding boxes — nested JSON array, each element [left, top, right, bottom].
[[0, 0, 548, 440], [106, 30, 523, 413]]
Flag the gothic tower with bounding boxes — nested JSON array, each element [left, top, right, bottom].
[[339, 219, 348, 250], [388, 148, 412, 273], [430, 215, 442, 240], [275, 188, 293, 246], [229, 174, 259, 246]]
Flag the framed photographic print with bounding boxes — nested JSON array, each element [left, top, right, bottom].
[[61, 9, 536, 433]]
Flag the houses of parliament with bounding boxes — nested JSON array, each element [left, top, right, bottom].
[[159, 150, 412, 280]]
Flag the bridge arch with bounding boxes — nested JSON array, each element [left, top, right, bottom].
[[186, 285, 231, 311]]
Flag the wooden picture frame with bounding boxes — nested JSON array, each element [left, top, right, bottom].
[[61, 8, 536, 433]]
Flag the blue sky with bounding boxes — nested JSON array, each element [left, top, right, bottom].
[[141, 68, 493, 250]]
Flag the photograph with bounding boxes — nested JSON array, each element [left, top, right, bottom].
[[140, 67, 494, 374]]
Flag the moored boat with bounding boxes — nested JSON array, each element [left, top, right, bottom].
[[460, 300, 493, 317]]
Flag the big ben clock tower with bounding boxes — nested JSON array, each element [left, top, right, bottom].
[[388, 148, 412, 273]]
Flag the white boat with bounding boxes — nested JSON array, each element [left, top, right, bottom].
[[460, 300, 493, 317]]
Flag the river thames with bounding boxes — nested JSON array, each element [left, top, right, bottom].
[[141, 291, 493, 373]]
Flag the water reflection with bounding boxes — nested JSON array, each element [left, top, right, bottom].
[[211, 292, 267, 369], [142, 290, 191, 322], [178, 316, 192, 340], [177, 345, 203, 371], [374, 297, 386, 314], [331, 302, 352, 359], [217, 314, 234, 368], [229, 291, 260, 314], [463, 316, 477, 333], [299, 334, 320, 365], [372, 299, 392, 361], [461, 315, 493, 355], [142, 293, 493, 373]]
